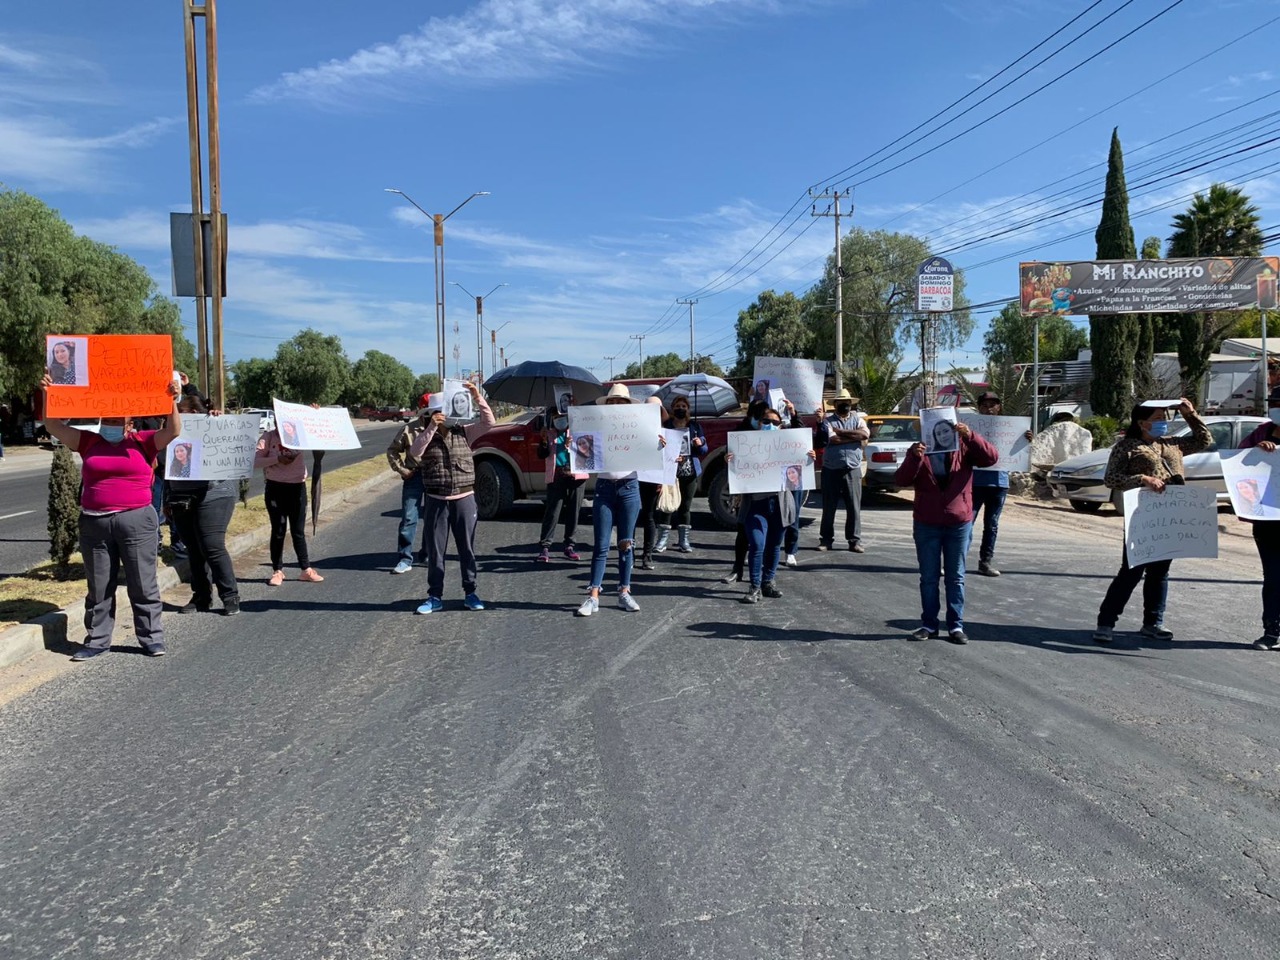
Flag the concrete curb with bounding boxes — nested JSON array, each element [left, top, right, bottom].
[[0, 467, 399, 671]]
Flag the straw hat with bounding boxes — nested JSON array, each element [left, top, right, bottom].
[[596, 383, 637, 404], [825, 388, 861, 406]]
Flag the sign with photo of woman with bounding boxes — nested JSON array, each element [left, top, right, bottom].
[[442, 378, 478, 423], [47, 336, 88, 386], [920, 406, 959, 455]]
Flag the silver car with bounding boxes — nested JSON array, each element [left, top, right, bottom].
[[1047, 415, 1265, 513]]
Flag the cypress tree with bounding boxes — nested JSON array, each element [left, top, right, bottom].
[[1134, 235, 1161, 397], [47, 445, 81, 579], [1090, 128, 1139, 418]]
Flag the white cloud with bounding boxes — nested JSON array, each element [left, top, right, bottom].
[[251, 0, 795, 104]]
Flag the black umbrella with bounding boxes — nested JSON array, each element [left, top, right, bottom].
[[310, 450, 324, 534], [482, 360, 605, 409]]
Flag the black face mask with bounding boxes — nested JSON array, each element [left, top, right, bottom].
[[835, 404, 852, 416], [673, 408, 688, 420]]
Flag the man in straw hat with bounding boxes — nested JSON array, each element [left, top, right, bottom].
[[814, 388, 869, 553]]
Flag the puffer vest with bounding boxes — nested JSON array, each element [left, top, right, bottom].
[[421, 428, 476, 496]]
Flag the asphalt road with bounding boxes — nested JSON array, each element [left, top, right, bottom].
[[2, 490, 1279, 958], [0, 421, 405, 579]]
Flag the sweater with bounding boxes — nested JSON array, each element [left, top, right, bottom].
[[1102, 412, 1212, 491], [894, 432, 999, 526], [409, 395, 496, 499], [254, 429, 308, 484]]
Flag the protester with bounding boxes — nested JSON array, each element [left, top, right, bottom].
[[255, 415, 324, 586], [726, 408, 810, 603], [408, 380, 496, 612], [1091, 398, 1211, 645], [40, 374, 182, 660], [895, 418, 999, 644], [776, 398, 807, 566], [537, 399, 586, 563], [721, 398, 769, 583], [1230, 389, 1280, 648], [638, 397, 667, 568], [969, 390, 1035, 577], [165, 396, 240, 616], [575, 383, 664, 616], [656, 393, 708, 555], [386, 397, 433, 574], [815, 388, 869, 553]]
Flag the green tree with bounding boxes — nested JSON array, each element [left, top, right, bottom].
[[1133, 235, 1163, 398], [47, 445, 81, 579], [729, 289, 816, 377], [1168, 183, 1264, 396], [806, 229, 973, 364], [344, 349, 416, 408], [1089, 128, 1139, 419], [272, 328, 350, 405], [983, 301, 1088, 368], [622, 352, 724, 379], [229, 357, 277, 408], [411, 372, 442, 406]]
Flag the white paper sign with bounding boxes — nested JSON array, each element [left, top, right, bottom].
[[567, 403, 663, 473], [920, 406, 959, 455], [166, 414, 259, 480], [636, 428, 685, 485], [767, 387, 788, 412], [1122, 486, 1219, 565], [727, 428, 815, 495], [752, 357, 826, 415], [442, 378, 477, 423], [1221, 448, 1280, 520], [552, 383, 573, 415], [958, 413, 1032, 472], [272, 399, 361, 450]]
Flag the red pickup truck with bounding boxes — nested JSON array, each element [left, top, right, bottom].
[[472, 402, 824, 528], [363, 405, 414, 423]]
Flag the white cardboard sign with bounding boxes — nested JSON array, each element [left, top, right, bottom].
[[441, 378, 478, 423], [165, 414, 259, 480], [727, 427, 815, 495], [636, 428, 685, 485], [272, 399, 361, 450], [957, 413, 1032, 472], [920, 406, 959, 455], [567, 402, 663, 473], [752, 357, 826, 415], [1122, 485, 1219, 565], [1221, 448, 1280, 520]]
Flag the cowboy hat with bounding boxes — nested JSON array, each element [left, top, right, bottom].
[[595, 382, 638, 404], [825, 388, 861, 406]]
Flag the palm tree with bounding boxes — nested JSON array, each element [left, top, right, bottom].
[[847, 355, 919, 415], [1167, 183, 1263, 397]]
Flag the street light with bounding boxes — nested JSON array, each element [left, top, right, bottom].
[[500, 340, 516, 368], [485, 319, 513, 375], [385, 187, 490, 383], [451, 281, 507, 382]]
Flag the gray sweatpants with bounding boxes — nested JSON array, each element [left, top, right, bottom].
[[80, 506, 164, 651], [424, 494, 479, 598]]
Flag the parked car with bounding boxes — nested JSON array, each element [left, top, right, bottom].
[[240, 408, 276, 434], [39, 418, 101, 447], [366, 406, 413, 422], [1046, 415, 1265, 512], [863, 415, 920, 493]]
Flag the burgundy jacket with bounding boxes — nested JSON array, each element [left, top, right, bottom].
[[893, 432, 1000, 526]]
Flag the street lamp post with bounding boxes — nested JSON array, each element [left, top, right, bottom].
[[385, 188, 489, 383], [500, 340, 515, 368], [451, 282, 506, 382], [486, 320, 512, 375]]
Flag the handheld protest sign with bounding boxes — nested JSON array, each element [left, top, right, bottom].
[[566, 403, 662, 473], [920, 406, 959, 455], [957, 413, 1032, 472], [44, 335, 174, 418], [272, 400, 361, 450], [727, 428, 815, 495], [165, 414, 259, 480]]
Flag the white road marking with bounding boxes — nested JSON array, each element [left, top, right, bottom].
[[0, 510, 35, 521]]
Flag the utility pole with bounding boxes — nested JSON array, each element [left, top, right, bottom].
[[810, 188, 852, 393], [678, 298, 699, 373], [603, 355, 618, 379], [629, 334, 646, 378]]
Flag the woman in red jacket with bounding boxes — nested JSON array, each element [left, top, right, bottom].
[[894, 419, 999, 644]]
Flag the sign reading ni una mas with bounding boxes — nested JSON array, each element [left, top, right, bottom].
[[1020, 257, 1280, 315]]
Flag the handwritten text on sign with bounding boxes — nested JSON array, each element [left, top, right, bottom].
[[728, 428, 815, 494], [957, 413, 1032, 472], [166, 414, 260, 480], [272, 399, 361, 451], [44, 335, 174, 418], [567, 403, 662, 473], [752, 357, 826, 415], [1122, 485, 1219, 566]]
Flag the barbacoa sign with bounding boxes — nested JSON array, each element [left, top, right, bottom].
[[1020, 257, 1280, 315]]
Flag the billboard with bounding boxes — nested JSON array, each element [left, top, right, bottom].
[[916, 256, 954, 312], [1020, 257, 1280, 315]]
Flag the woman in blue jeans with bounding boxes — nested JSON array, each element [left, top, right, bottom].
[[575, 384, 666, 617]]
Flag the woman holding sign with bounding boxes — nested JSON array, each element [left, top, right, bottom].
[[1234, 387, 1280, 649], [256, 419, 325, 587], [39, 373, 182, 660], [1091, 398, 1211, 645]]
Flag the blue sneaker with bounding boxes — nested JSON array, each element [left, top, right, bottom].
[[464, 593, 485, 611], [392, 559, 413, 575], [415, 597, 444, 615]]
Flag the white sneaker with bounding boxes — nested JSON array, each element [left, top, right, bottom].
[[392, 559, 413, 574], [576, 596, 599, 617], [618, 591, 640, 612], [784, 553, 798, 567]]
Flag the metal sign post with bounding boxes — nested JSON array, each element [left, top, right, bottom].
[[917, 257, 954, 408]]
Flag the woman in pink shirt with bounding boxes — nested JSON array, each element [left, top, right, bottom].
[[255, 421, 324, 586], [40, 375, 182, 661]]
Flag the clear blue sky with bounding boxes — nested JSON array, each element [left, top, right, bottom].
[[3, 0, 1279, 381]]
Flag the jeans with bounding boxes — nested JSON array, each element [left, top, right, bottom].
[[1097, 550, 1170, 629], [397, 473, 427, 564], [783, 489, 803, 554], [424, 494, 479, 598], [819, 467, 862, 546], [79, 507, 163, 650], [589, 477, 640, 591], [971, 485, 1007, 563], [1254, 522, 1280, 633], [913, 520, 973, 632], [539, 472, 586, 547], [265, 479, 310, 571], [745, 496, 783, 587], [171, 493, 239, 606]]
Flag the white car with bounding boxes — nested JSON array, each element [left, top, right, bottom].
[[1047, 415, 1265, 512], [241, 408, 275, 435], [863, 415, 920, 493]]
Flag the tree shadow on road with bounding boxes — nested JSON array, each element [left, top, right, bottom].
[[684, 620, 888, 644]]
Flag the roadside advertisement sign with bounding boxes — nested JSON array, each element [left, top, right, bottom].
[[916, 256, 955, 313], [1020, 257, 1280, 315]]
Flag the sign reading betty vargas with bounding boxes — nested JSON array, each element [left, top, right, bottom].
[[1021, 257, 1280, 315], [727, 428, 815, 495], [1122, 485, 1219, 566], [916, 256, 954, 313]]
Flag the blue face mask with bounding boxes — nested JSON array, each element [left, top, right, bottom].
[[760, 422, 779, 431], [1148, 420, 1170, 438], [553, 417, 568, 431], [749, 417, 760, 428], [98, 425, 126, 444]]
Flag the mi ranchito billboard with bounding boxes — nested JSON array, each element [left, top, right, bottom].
[[1020, 257, 1280, 315]]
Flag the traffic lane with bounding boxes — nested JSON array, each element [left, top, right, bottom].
[[1, 492, 1278, 957]]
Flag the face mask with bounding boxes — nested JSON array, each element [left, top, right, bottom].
[[673, 408, 688, 419], [835, 405, 851, 416], [1148, 420, 1170, 438], [749, 417, 760, 428], [553, 416, 568, 430], [761, 422, 779, 431], [1270, 409, 1280, 426], [98, 426, 125, 444]]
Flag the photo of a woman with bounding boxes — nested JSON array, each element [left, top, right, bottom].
[[169, 442, 194, 479], [752, 379, 771, 403], [572, 433, 600, 472], [926, 418, 957, 454], [48, 338, 83, 385], [783, 463, 805, 492], [279, 420, 306, 449], [449, 390, 474, 419]]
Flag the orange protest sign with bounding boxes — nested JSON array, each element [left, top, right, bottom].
[[43, 335, 175, 418]]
